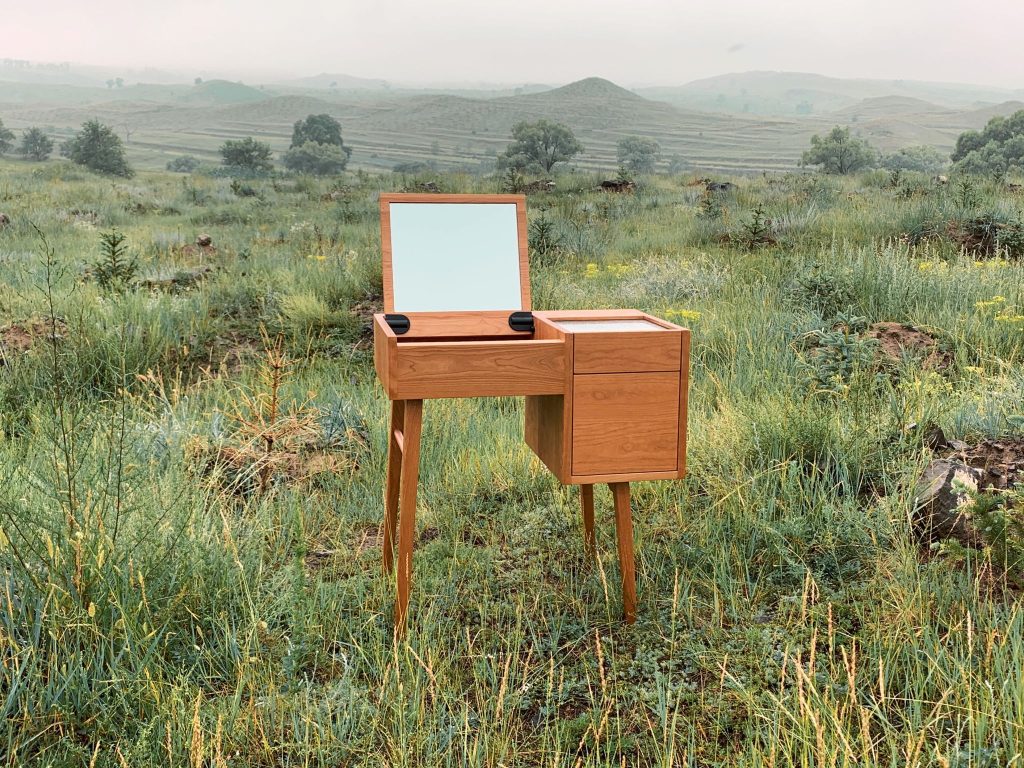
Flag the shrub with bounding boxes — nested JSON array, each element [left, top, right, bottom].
[[166, 155, 202, 172]]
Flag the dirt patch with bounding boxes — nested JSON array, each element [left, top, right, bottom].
[[350, 297, 383, 344], [0, 317, 68, 361], [949, 437, 1024, 493], [866, 322, 951, 370]]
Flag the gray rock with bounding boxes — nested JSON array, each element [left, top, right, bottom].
[[913, 459, 984, 547]]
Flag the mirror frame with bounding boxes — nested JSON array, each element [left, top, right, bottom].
[[379, 194, 531, 328]]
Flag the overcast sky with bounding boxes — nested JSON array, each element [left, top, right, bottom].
[[4, 0, 1023, 88]]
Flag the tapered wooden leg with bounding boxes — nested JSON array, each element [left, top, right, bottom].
[[382, 400, 406, 575], [580, 484, 595, 557], [394, 399, 423, 632], [609, 482, 637, 623]]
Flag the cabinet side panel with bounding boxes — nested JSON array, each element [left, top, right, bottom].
[[679, 329, 691, 477], [525, 395, 567, 480]]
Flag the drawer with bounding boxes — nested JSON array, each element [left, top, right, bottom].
[[571, 372, 679, 476], [572, 329, 681, 374], [388, 338, 566, 400]]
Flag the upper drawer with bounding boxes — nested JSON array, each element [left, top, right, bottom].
[[572, 329, 682, 374]]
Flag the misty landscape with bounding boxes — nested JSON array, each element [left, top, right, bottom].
[[3, 2, 1024, 765]]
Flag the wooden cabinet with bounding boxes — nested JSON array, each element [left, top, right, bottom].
[[525, 311, 690, 484]]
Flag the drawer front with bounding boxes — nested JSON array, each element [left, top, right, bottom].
[[392, 339, 566, 399], [572, 330, 681, 374], [571, 372, 679, 476]]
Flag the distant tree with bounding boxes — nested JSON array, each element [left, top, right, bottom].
[[951, 110, 1024, 177], [498, 119, 583, 173], [194, 77, 203, 85], [800, 126, 876, 174], [115, 77, 124, 88], [0, 119, 14, 153], [616, 136, 661, 174], [17, 127, 53, 160], [880, 145, 947, 174], [166, 154, 202, 172], [219, 137, 273, 173], [282, 141, 350, 175], [65, 119, 133, 177], [106, 79, 115, 89], [667, 154, 691, 174], [290, 114, 344, 149]]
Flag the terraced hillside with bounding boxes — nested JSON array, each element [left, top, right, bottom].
[[1, 75, 1021, 173]]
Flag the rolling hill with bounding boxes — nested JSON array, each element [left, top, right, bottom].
[[2, 72, 1022, 173]]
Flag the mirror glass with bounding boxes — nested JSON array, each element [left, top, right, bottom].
[[388, 203, 523, 312]]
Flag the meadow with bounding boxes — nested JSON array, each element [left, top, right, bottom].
[[1, 158, 1024, 766]]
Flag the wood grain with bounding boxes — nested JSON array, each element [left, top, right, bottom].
[[391, 339, 565, 399], [378, 193, 530, 315], [572, 329, 681, 374], [610, 482, 637, 623], [581, 484, 595, 557], [381, 400, 405, 575], [678, 329, 691, 478], [571, 372, 679, 476], [394, 399, 423, 633]]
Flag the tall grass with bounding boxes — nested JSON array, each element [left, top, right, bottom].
[[1, 160, 1023, 764]]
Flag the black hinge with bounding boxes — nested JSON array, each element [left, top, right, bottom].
[[385, 314, 410, 334], [508, 311, 534, 332]]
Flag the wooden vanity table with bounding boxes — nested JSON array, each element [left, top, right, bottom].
[[373, 193, 690, 630]]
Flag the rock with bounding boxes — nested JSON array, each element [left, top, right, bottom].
[[0, 213, 10, 228], [912, 459, 984, 547], [933, 175, 949, 185], [196, 234, 213, 248]]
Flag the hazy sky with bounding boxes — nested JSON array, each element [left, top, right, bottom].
[[4, 0, 1024, 88]]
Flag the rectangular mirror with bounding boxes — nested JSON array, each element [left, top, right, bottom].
[[381, 194, 529, 313]]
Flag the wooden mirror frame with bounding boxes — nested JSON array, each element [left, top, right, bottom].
[[379, 193, 531, 339]]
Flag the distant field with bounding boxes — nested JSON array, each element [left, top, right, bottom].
[[3, 75, 1022, 173]]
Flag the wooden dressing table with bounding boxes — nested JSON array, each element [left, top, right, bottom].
[[373, 194, 690, 630]]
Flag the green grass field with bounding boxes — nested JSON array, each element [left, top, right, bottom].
[[1, 158, 1024, 766]]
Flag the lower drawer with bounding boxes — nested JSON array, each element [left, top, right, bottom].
[[571, 372, 680, 476]]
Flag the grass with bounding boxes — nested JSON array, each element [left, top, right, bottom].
[[1, 158, 1024, 765]]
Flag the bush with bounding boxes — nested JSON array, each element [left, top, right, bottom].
[[220, 137, 273, 174], [17, 127, 53, 161], [65, 120, 133, 177], [166, 155, 202, 172]]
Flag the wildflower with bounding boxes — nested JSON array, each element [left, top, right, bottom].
[[918, 261, 934, 271], [975, 296, 1008, 311], [584, 263, 600, 278], [965, 366, 985, 375]]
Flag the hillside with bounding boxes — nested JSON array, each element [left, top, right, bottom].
[[2, 73, 1021, 173], [639, 71, 1024, 117]]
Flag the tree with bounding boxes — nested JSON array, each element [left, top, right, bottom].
[[879, 145, 946, 174], [498, 120, 583, 173], [616, 136, 661, 174], [65, 119, 133, 177], [800, 126, 876, 174], [951, 110, 1024, 177], [219, 137, 273, 173], [18, 127, 53, 160], [0, 119, 14, 153], [282, 141, 350, 175], [291, 114, 344, 149]]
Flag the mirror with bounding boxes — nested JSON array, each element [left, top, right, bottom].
[[385, 201, 525, 313]]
